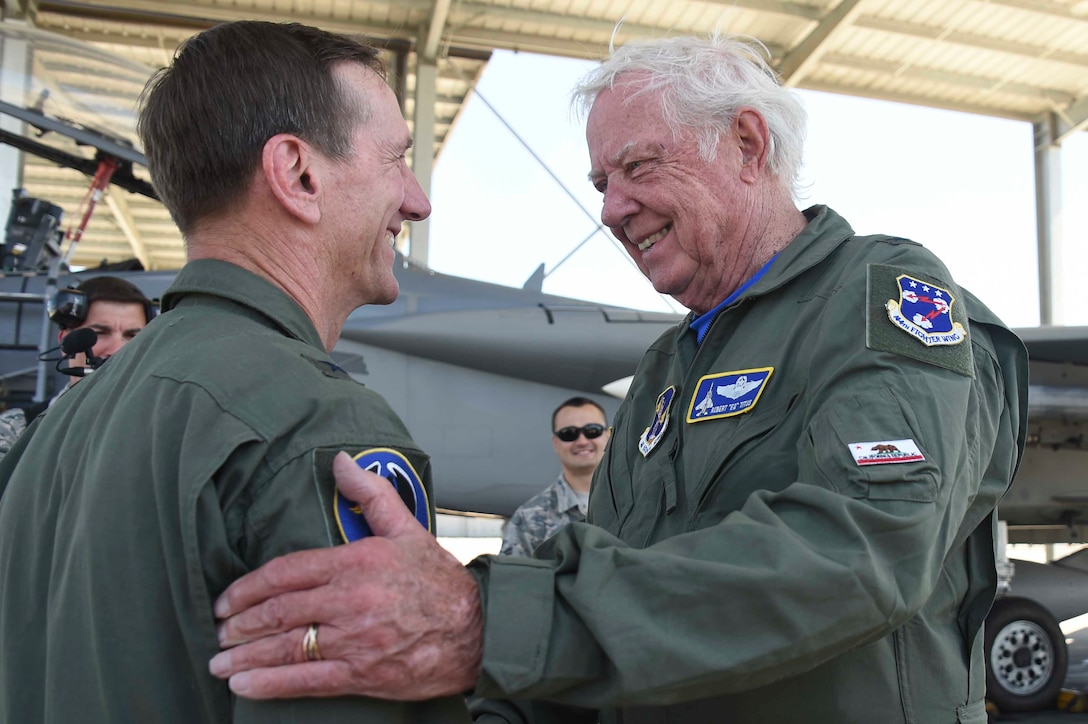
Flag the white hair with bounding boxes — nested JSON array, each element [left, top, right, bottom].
[[573, 34, 808, 201]]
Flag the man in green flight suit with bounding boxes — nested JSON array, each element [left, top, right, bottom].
[[207, 34, 1029, 724], [0, 21, 471, 723]]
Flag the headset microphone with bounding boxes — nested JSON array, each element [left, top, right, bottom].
[[60, 327, 98, 357], [58, 327, 102, 376]]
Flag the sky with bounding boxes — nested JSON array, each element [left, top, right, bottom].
[[427, 49, 1088, 330]]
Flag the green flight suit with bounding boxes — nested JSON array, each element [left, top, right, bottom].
[[469, 206, 1028, 723], [0, 259, 470, 723]]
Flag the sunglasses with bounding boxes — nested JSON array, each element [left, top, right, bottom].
[[554, 423, 606, 442]]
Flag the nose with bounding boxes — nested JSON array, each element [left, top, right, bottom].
[[600, 181, 638, 232], [402, 166, 432, 222], [93, 335, 123, 359]]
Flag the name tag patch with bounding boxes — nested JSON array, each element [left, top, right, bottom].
[[848, 439, 925, 466], [687, 367, 774, 423], [334, 448, 431, 541]]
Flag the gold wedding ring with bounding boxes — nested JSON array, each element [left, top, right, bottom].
[[302, 623, 323, 662]]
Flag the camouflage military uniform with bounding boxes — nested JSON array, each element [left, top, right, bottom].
[[500, 474, 587, 557], [0, 408, 27, 462], [0, 391, 63, 462]]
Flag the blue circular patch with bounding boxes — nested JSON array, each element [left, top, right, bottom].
[[334, 448, 431, 542]]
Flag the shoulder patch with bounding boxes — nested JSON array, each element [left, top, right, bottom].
[[639, 386, 675, 457], [332, 448, 432, 541], [867, 264, 974, 378]]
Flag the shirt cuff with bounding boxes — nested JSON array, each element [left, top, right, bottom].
[[468, 554, 557, 696]]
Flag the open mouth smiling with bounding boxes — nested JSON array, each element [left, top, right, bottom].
[[637, 224, 671, 251]]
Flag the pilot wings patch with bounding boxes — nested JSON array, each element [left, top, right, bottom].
[[686, 367, 774, 423]]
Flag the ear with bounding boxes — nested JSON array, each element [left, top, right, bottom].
[[552, 435, 563, 456], [261, 134, 322, 225], [733, 108, 771, 184], [57, 329, 67, 344]]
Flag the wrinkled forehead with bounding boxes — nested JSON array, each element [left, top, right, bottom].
[[586, 82, 679, 173], [588, 73, 673, 130], [587, 72, 661, 113]]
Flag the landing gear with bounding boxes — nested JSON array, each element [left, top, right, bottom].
[[985, 596, 1068, 712]]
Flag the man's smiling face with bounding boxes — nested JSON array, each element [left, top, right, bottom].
[[586, 76, 758, 314]]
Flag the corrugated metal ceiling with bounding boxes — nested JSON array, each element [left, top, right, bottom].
[[2, 0, 1086, 270]]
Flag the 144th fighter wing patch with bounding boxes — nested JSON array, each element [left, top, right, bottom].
[[866, 264, 974, 378], [886, 274, 966, 347]]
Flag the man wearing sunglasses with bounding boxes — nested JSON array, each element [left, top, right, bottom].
[[500, 397, 610, 557]]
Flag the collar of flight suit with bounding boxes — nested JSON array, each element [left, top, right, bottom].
[[683, 204, 857, 329], [161, 258, 326, 351]]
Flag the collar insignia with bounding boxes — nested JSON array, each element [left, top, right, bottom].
[[886, 274, 966, 346], [334, 448, 431, 542], [639, 386, 675, 457], [687, 367, 774, 423]]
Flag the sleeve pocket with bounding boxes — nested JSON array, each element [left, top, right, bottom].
[[809, 387, 939, 503]]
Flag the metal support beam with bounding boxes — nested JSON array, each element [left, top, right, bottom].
[[410, 54, 437, 265], [1033, 117, 1063, 325], [0, 20, 29, 230], [422, 0, 451, 61], [104, 189, 149, 268], [392, 48, 409, 115], [1053, 94, 1088, 146], [778, 0, 866, 87]]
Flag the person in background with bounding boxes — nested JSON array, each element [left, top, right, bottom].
[[0, 274, 154, 460], [501, 396, 609, 557], [209, 33, 1028, 724]]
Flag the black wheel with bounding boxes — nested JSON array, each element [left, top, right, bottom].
[[985, 596, 1068, 713]]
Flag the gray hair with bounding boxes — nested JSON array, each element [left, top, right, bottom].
[[573, 34, 807, 201]]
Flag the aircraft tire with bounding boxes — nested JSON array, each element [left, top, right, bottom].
[[985, 595, 1068, 713]]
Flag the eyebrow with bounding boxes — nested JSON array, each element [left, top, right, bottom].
[[88, 323, 142, 333], [587, 141, 637, 182]]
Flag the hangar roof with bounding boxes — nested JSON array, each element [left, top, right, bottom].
[[3, 0, 1088, 270]]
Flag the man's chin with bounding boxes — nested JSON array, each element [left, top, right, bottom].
[[370, 280, 400, 306]]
